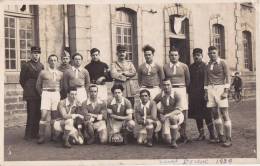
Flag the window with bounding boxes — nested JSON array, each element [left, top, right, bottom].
[[243, 31, 253, 71], [115, 10, 134, 61], [212, 24, 225, 59], [4, 5, 36, 71]]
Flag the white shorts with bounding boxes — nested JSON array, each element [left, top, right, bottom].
[[162, 113, 184, 135], [41, 91, 60, 111], [136, 120, 162, 134], [97, 85, 108, 101], [110, 119, 135, 134], [140, 86, 161, 100], [207, 85, 229, 108], [92, 120, 107, 132], [76, 87, 87, 103], [171, 87, 188, 110]]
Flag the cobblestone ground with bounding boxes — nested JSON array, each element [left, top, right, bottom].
[[4, 99, 256, 161]]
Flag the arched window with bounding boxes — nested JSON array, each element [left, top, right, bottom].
[[212, 24, 225, 59], [243, 31, 253, 71], [115, 9, 136, 62], [4, 5, 37, 71]]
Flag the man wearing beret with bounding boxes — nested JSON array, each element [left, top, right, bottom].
[[85, 48, 110, 101], [111, 45, 137, 107], [19, 46, 44, 140], [188, 48, 216, 142], [58, 50, 72, 99]]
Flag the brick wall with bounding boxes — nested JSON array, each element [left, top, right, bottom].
[[4, 84, 26, 114]]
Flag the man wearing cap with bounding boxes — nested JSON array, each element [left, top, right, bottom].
[[107, 84, 135, 145], [134, 89, 161, 147], [111, 45, 137, 106], [204, 46, 232, 147], [85, 48, 110, 101], [138, 45, 164, 100], [188, 48, 216, 142], [58, 50, 72, 99], [19, 46, 44, 140], [36, 54, 63, 144], [154, 78, 184, 148], [63, 53, 91, 103], [163, 47, 190, 143]]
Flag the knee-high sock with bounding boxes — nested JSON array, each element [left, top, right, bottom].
[[214, 118, 224, 136], [224, 120, 232, 138]]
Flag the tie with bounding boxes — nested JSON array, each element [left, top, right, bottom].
[[75, 68, 79, 78], [172, 65, 177, 75], [92, 102, 96, 109], [146, 64, 152, 75], [166, 96, 170, 106], [117, 103, 121, 113], [52, 71, 56, 81], [143, 105, 147, 120], [210, 62, 217, 70]]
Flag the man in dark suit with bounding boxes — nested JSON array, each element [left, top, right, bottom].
[[19, 46, 44, 140]]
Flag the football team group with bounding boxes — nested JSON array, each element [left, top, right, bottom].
[[19, 44, 232, 149]]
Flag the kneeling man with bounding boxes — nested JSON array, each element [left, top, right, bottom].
[[53, 87, 84, 148], [81, 84, 108, 144], [107, 84, 135, 145], [135, 89, 161, 147], [154, 78, 184, 148]]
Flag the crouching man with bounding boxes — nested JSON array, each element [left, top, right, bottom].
[[107, 84, 135, 145], [154, 78, 184, 148], [135, 89, 161, 147], [53, 87, 84, 148], [81, 84, 108, 144]]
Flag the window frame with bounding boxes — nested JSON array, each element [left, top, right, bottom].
[[212, 24, 225, 59], [242, 31, 252, 71], [115, 9, 135, 62], [4, 5, 36, 72]]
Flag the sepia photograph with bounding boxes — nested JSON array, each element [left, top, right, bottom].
[[2, 0, 258, 165]]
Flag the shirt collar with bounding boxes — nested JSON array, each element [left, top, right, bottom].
[[169, 62, 180, 68], [209, 58, 221, 64], [72, 66, 82, 71], [86, 98, 102, 105], [111, 97, 125, 106], [48, 67, 57, 73], [65, 98, 77, 107], [162, 90, 175, 99], [145, 62, 155, 67], [141, 101, 150, 109]]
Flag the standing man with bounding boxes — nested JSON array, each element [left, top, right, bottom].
[[154, 79, 184, 148], [163, 47, 190, 143], [107, 84, 135, 145], [81, 84, 108, 144], [63, 53, 91, 103], [138, 45, 165, 99], [85, 48, 110, 101], [204, 46, 232, 147], [36, 54, 63, 144], [188, 48, 216, 142], [19, 46, 44, 140], [231, 71, 243, 102], [58, 50, 72, 99], [135, 89, 161, 147], [111, 45, 137, 106]]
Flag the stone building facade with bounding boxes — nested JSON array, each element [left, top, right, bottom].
[[3, 3, 256, 113]]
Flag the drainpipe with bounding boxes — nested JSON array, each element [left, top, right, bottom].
[[234, 3, 240, 72]]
